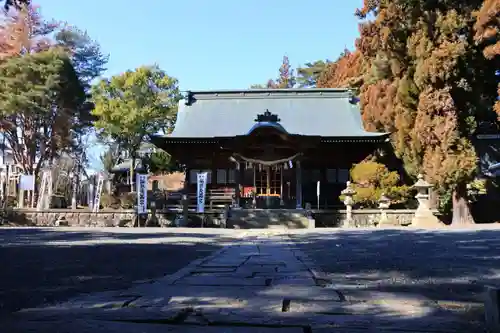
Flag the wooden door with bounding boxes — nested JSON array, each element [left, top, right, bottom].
[[255, 165, 282, 196]]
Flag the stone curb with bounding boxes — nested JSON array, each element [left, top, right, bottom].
[[285, 235, 329, 282], [129, 231, 251, 288], [144, 246, 231, 286]]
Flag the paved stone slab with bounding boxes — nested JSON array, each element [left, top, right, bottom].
[[260, 285, 343, 301], [271, 278, 316, 286], [236, 266, 278, 274], [174, 276, 269, 286], [198, 263, 241, 268], [253, 271, 313, 279], [244, 259, 287, 266], [188, 272, 254, 278], [200, 256, 247, 265], [190, 267, 237, 273], [275, 267, 311, 273]]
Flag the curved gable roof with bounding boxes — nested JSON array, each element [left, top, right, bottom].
[[168, 88, 387, 138]]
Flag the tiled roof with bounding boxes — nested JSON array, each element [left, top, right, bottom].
[[161, 88, 387, 138]]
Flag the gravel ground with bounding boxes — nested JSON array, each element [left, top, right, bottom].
[[288, 227, 500, 304], [0, 227, 242, 315]]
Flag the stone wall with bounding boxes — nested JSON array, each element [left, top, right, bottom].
[[2, 209, 166, 227], [0, 208, 227, 228], [1, 208, 425, 228], [314, 209, 421, 228]]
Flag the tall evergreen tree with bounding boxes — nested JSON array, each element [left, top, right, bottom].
[[0, 49, 86, 176], [251, 56, 296, 89], [297, 60, 330, 87], [474, 0, 500, 117], [320, 0, 498, 224]]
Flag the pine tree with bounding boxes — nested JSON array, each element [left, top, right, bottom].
[[297, 60, 330, 87]]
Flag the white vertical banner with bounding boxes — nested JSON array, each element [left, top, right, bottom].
[[196, 172, 207, 213], [92, 174, 104, 213], [136, 174, 148, 214], [36, 171, 49, 211], [317, 180, 321, 210]]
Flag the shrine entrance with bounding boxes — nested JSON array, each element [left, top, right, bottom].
[[255, 165, 282, 197], [253, 164, 285, 208]]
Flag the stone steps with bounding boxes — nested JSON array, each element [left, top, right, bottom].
[[227, 209, 311, 229]]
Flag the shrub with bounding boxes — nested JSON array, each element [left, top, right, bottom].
[[100, 193, 120, 209], [119, 192, 137, 209], [4, 195, 17, 208], [341, 160, 411, 208]]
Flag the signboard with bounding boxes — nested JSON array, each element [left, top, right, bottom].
[[92, 173, 104, 213], [19, 174, 35, 191], [196, 172, 208, 213], [136, 174, 148, 214]]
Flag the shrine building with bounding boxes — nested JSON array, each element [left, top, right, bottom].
[[150, 88, 389, 210]]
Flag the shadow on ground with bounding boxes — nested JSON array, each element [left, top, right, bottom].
[[0, 228, 229, 315], [290, 229, 500, 304], [0, 228, 496, 332]]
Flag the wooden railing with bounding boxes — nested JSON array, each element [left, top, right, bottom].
[[165, 188, 235, 211]]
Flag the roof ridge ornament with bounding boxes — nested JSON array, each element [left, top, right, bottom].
[[255, 109, 281, 123]]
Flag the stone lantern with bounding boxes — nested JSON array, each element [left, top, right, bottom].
[[411, 174, 440, 227], [341, 181, 356, 227], [378, 193, 391, 227]]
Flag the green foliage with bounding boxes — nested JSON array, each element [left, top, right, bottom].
[[296, 60, 330, 87], [144, 149, 180, 174], [55, 26, 109, 87], [342, 160, 411, 208], [91, 65, 181, 152], [100, 193, 120, 209], [0, 49, 87, 173], [119, 192, 137, 209], [466, 178, 488, 202]]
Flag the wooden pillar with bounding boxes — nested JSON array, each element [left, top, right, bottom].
[[280, 164, 284, 206], [296, 160, 302, 209], [234, 162, 241, 208], [252, 165, 257, 208]]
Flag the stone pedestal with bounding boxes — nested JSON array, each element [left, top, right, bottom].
[[377, 193, 391, 227], [341, 181, 356, 228], [411, 174, 441, 228], [305, 202, 315, 229]]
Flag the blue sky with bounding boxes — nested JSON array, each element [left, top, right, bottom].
[[37, 0, 364, 170]]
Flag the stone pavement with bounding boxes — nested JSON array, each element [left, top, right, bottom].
[[2, 231, 486, 332]]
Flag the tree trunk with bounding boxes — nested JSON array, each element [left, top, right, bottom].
[[451, 185, 474, 225], [71, 166, 78, 210], [130, 155, 136, 192]]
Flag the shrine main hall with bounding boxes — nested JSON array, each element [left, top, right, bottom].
[[151, 88, 388, 210]]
